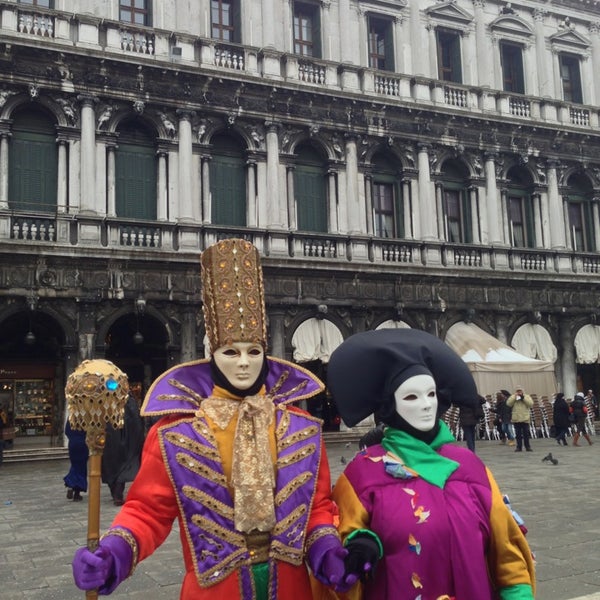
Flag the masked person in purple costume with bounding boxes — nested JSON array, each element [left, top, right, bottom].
[[72, 239, 354, 599], [328, 329, 535, 600]]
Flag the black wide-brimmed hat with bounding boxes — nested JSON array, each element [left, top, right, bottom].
[[328, 328, 479, 427]]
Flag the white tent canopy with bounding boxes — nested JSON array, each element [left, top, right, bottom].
[[511, 323, 557, 362], [291, 318, 343, 364], [445, 322, 557, 398], [574, 324, 600, 364]]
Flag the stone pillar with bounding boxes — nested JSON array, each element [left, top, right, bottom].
[[328, 169, 339, 233], [345, 135, 361, 233], [0, 132, 8, 209], [364, 173, 373, 235], [469, 186, 480, 243], [78, 95, 97, 213], [402, 178, 412, 238], [495, 314, 510, 345], [410, 2, 425, 76], [338, 0, 359, 64], [533, 8, 551, 97], [106, 143, 116, 217], [590, 22, 600, 105], [157, 150, 168, 221], [484, 153, 502, 244], [268, 308, 286, 359], [533, 192, 543, 248], [473, 0, 491, 88], [262, 0, 275, 48], [427, 23, 437, 79], [201, 156, 211, 223], [286, 165, 296, 230], [593, 199, 600, 252], [435, 182, 445, 240], [247, 159, 257, 228], [539, 189, 551, 248], [266, 122, 283, 228], [559, 317, 577, 398], [177, 110, 194, 221], [180, 307, 197, 363], [417, 144, 436, 239], [547, 161, 566, 249], [56, 138, 68, 213]]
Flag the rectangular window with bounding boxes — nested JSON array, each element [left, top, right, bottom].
[[120, 0, 149, 25], [373, 183, 396, 237], [18, 0, 52, 6], [500, 42, 525, 93], [508, 196, 535, 248], [294, 2, 321, 57], [368, 16, 394, 71], [560, 53, 583, 103], [443, 189, 471, 243], [437, 29, 462, 83], [212, 0, 236, 41]]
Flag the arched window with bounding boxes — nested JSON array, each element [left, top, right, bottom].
[[566, 173, 594, 252], [8, 106, 57, 213], [506, 166, 535, 248], [210, 133, 246, 226], [294, 142, 327, 232], [115, 121, 157, 220], [440, 159, 470, 243], [371, 151, 403, 238]]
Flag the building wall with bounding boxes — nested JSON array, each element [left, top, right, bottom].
[[0, 0, 599, 442]]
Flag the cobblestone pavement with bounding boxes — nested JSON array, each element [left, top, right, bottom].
[[1, 436, 600, 599]]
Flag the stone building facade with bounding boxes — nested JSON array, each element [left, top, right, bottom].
[[1, 0, 600, 445]]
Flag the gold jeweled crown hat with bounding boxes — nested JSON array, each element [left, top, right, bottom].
[[201, 238, 267, 353]]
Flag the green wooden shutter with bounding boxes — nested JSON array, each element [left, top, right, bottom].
[[210, 155, 246, 226], [295, 164, 327, 232], [115, 143, 157, 220], [461, 189, 471, 243], [9, 132, 57, 213], [451, 34, 462, 83]]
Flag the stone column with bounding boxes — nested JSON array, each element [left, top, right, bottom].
[[338, 0, 359, 64], [157, 150, 168, 221], [495, 313, 510, 345], [547, 161, 566, 249], [0, 132, 9, 208], [286, 165, 296, 230], [533, 192, 543, 248], [56, 138, 68, 213], [472, 0, 491, 87], [328, 169, 339, 233], [106, 143, 116, 217], [559, 317, 577, 398], [593, 198, 600, 252], [427, 23, 437, 79], [180, 307, 197, 363], [201, 156, 211, 223], [364, 173, 373, 235], [268, 308, 286, 359], [345, 135, 361, 233], [177, 110, 194, 221], [533, 8, 551, 97], [469, 186, 480, 243], [590, 22, 600, 105], [410, 2, 425, 76], [402, 178, 412, 238], [78, 95, 97, 213], [417, 144, 436, 239], [247, 158, 257, 228], [484, 153, 502, 244], [266, 122, 283, 228], [262, 0, 275, 48], [435, 182, 445, 240]]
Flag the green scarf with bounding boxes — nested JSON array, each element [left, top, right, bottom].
[[381, 421, 459, 488]]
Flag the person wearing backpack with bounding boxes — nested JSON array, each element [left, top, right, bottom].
[[570, 392, 593, 446]]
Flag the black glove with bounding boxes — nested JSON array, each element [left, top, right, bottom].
[[344, 533, 382, 583]]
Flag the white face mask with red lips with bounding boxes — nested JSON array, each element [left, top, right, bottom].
[[393, 374, 439, 432]]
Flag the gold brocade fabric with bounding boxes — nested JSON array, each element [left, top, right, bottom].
[[201, 390, 276, 534], [201, 238, 267, 353]]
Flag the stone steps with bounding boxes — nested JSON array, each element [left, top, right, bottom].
[[3, 447, 68, 463]]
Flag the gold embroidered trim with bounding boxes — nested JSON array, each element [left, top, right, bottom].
[[183, 485, 235, 520], [272, 504, 307, 537], [277, 443, 316, 469], [102, 528, 139, 577], [191, 513, 246, 547], [165, 431, 220, 462], [271, 539, 304, 566], [175, 451, 228, 487], [201, 397, 239, 430], [278, 426, 319, 451], [192, 418, 216, 440], [306, 526, 340, 550], [274, 472, 313, 506], [167, 378, 206, 405], [199, 548, 248, 587], [276, 409, 290, 439]]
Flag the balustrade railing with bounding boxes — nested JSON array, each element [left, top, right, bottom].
[[509, 97, 531, 117], [11, 216, 56, 242], [214, 44, 245, 70], [18, 10, 54, 37], [298, 61, 326, 84], [444, 85, 468, 108], [120, 225, 161, 248], [120, 28, 155, 55]]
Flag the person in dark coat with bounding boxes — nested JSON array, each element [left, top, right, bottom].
[[552, 392, 570, 446], [63, 419, 89, 501], [570, 392, 593, 447], [101, 393, 145, 505], [459, 394, 485, 452]]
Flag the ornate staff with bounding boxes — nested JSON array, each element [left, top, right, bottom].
[[66, 359, 129, 600]]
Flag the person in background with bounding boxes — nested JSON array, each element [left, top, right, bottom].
[[327, 328, 535, 600], [507, 386, 534, 452], [493, 390, 516, 446], [570, 392, 593, 447], [63, 419, 89, 502], [458, 394, 485, 452], [101, 393, 145, 506], [552, 392, 570, 447], [72, 238, 352, 599], [0, 405, 7, 467]]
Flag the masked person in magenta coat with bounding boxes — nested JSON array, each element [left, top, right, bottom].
[[71, 238, 354, 599], [327, 329, 535, 600]]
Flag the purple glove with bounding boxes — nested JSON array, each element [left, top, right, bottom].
[[72, 534, 133, 595], [307, 533, 359, 592]]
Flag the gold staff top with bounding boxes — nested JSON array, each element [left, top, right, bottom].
[[66, 359, 129, 432]]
